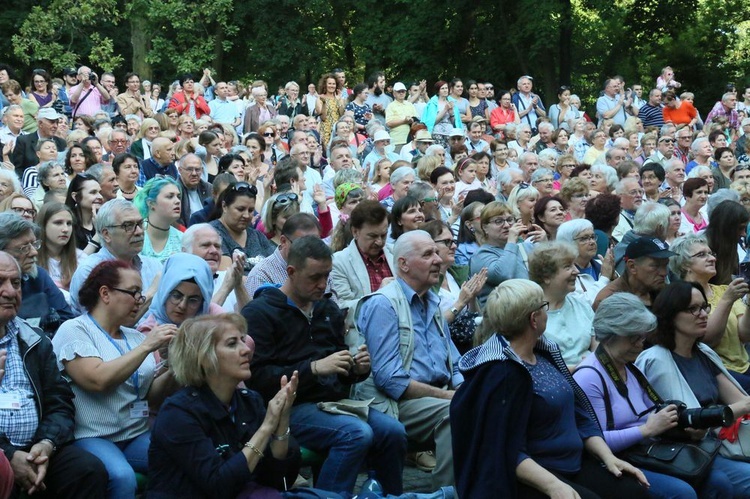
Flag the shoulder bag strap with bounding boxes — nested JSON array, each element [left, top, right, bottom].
[[72, 88, 94, 120]]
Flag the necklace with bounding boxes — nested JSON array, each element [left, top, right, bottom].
[[121, 185, 136, 195], [148, 220, 170, 231]]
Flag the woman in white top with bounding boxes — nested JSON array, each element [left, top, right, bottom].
[[529, 241, 596, 368], [52, 260, 177, 499]]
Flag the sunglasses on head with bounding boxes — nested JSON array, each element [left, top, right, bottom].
[[230, 182, 258, 196], [273, 192, 299, 207]]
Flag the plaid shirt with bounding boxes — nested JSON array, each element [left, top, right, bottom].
[[706, 101, 740, 130], [0, 319, 39, 447], [359, 247, 393, 292]]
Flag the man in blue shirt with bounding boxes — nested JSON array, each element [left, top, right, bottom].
[[357, 230, 463, 489]]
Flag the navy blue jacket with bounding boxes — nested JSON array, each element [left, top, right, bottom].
[[147, 385, 300, 499], [19, 267, 76, 331]]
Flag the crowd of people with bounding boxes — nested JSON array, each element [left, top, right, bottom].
[[0, 60, 750, 498]]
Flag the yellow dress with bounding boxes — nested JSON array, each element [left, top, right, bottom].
[[319, 96, 341, 147]]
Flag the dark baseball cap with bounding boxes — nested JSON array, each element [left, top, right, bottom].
[[625, 237, 675, 260], [63, 68, 77, 77]]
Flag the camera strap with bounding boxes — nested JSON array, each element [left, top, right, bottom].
[[72, 88, 94, 120], [577, 345, 663, 431]]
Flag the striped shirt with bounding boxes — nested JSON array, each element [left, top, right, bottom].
[[51, 314, 155, 442]]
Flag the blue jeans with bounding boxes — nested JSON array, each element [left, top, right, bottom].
[[641, 469, 697, 499], [290, 403, 407, 494], [709, 455, 750, 498], [73, 431, 151, 499]]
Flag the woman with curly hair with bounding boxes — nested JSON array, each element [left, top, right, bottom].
[[585, 193, 622, 256], [315, 73, 346, 148]]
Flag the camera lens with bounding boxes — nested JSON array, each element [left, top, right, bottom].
[[679, 406, 733, 429]]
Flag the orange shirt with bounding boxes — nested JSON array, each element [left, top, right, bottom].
[[663, 101, 697, 126]]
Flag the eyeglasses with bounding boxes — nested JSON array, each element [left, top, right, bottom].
[[659, 139, 675, 144], [533, 177, 553, 184], [8, 239, 41, 255], [571, 193, 590, 199], [560, 164, 576, 168], [108, 219, 144, 234], [574, 234, 597, 242], [167, 289, 203, 308], [690, 250, 716, 259], [263, 132, 275, 137], [627, 189, 645, 197], [684, 304, 711, 317], [434, 238, 457, 248], [488, 217, 516, 226], [627, 335, 647, 346], [421, 197, 438, 204], [273, 192, 298, 208], [229, 182, 258, 196], [110, 287, 146, 304], [109, 139, 128, 144], [11, 207, 37, 217], [518, 182, 531, 190], [181, 166, 202, 174]]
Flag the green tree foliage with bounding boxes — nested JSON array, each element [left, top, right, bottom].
[[2, 0, 749, 115]]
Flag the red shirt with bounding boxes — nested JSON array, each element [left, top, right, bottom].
[[358, 246, 393, 291]]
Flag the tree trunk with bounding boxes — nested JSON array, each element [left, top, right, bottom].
[[558, 0, 573, 86], [130, 16, 151, 79], [214, 24, 225, 77]]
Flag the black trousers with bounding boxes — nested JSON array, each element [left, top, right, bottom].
[[11, 444, 108, 499], [517, 455, 650, 499]]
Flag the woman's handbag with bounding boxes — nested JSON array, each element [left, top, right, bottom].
[[619, 437, 720, 486], [578, 363, 719, 486]]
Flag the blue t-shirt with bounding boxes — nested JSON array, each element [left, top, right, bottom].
[[523, 355, 584, 473]]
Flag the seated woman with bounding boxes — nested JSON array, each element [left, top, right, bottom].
[[65, 143, 97, 183], [21, 138, 59, 196], [36, 202, 85, 293], [0, 192, 36, 222], [0, 169, 21, 205], [534, 196, 566, 241], [137, 252, 224, 337], [574, 293, 731, 498], [209, 181, 275, 266], [65, 173, 104, 253], [507, 182, 540, 228], [32, 160, 68, 208], [423, 219, 487, 353], [380, 166, 415, 212], [557, 219, 615, 305], [133, 176, 183, 263], [559, 177, 590, 220], [452, 279, 649, 499], [113, 153, 142, 202], [51, 260, 177, 498], [470, 201, 545, 306], [529, 241, 596, 369], [388, 195, 425, 249], [680, 178, 709, 234], [261, 192, 301, 247], [636, 281, 750, 497], [329, 183, 364, 251], [455, 201, 485, 266], [669, 234, 750, 392], [147, 314, 302, 498]]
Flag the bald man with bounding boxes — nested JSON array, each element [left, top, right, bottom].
[[137, 136, 178, 186]]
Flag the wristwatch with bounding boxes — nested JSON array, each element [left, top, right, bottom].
[[450, 306, 461, 316]]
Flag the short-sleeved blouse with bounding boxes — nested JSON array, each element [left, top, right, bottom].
[[209, 219, 275, 261], [140, 226, 184, 263], [51, 314, 155, 442]]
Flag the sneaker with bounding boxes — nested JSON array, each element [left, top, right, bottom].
[[405, 450, 436, 472]]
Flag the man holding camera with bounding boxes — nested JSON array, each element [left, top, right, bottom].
[[68, 66, 110, 117], [386, 82, 418, 152]]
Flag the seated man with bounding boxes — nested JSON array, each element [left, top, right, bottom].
[[0, 251, 108, 498], [182, 223, 249, 313], [69, 199, 162, 313], [245, 213, 322, 297], [594, 236, 673, 310], [0, 214, 75, 335], [356, 230, 463, 489], [243, 237, 406, 495], [331, 201, 394, 335]]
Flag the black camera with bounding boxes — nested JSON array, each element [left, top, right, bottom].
[[655, 400, 733, 429], [89, 72, 98, 83]]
